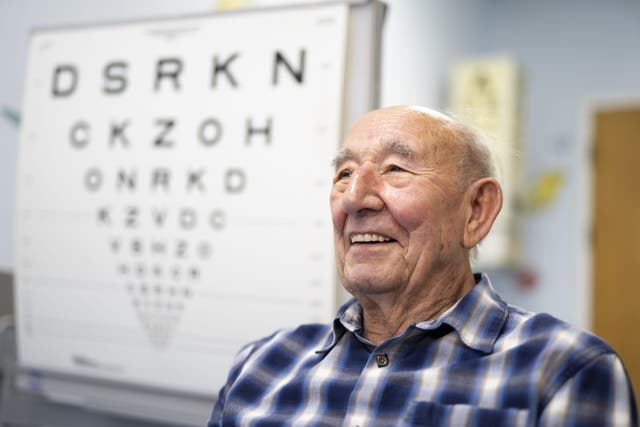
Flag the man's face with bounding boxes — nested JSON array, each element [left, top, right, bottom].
[[330, 107, 469, 299]]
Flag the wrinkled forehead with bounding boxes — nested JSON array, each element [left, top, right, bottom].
[[340, 106, 461, 161]]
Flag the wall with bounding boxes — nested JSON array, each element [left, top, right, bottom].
[[2, 0, 640, 329], [380, 0, 484, 107]]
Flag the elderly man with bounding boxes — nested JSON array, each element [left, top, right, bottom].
[[208, 106, 637, 426]]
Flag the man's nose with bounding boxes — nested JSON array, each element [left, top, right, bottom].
[[342, 164, 384, 214]]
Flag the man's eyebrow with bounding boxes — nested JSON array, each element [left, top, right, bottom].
[[388, 140, 416, 160], [331, 149, 354, 169]]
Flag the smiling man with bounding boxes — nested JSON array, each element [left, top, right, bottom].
[[207, 106, 637, 426]]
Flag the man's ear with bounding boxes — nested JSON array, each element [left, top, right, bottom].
[[463, 177, 503, 249]]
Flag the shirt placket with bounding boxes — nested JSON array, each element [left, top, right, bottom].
[[342, 339, 401, 427]]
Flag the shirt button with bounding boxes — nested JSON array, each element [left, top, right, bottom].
[[375, 353, 389, 367]]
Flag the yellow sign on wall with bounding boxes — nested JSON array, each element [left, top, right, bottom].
[[450, 57, 522, 268]]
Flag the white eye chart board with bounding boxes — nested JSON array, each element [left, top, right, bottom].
[[13, 1, 384, 425]]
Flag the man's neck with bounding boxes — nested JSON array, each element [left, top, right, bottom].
[[355, 268, 476, 346]]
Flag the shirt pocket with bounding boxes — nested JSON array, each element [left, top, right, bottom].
[[404, 401, 529, 427]]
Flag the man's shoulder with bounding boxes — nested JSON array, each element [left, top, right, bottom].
[[257, 322, 333, 347], [233, 323, 333, 365], [508, 307, 612, 350], [221, 322, 334, 389], [500, 305, 617, 374]]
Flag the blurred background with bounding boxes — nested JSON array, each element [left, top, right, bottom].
[[1, 0, 639, 425]]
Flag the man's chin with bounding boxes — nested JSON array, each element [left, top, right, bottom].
[[342, 275, 400, 297]]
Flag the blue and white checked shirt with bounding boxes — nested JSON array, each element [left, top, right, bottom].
[[208, 274, 637, 426]]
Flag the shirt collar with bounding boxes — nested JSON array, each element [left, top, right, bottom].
[[415, 273, 509, 353], [316, 273, 509, 354]]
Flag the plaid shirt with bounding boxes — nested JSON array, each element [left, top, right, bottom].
[[208, 274, 637, 426]]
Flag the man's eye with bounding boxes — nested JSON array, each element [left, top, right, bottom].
[[386, 165, 405, 173], [336, 170, 352, 180]]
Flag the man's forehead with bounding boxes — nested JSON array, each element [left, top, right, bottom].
[[343, 106, 451, 142], [332, 140, 417, 167], [339, 109, 444, 149], [334, 106, 461, 168]]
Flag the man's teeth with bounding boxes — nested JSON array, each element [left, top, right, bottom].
[[350, 233, 392, 244]]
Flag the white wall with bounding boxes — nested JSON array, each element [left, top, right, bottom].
[[380, 0, 484, 107]]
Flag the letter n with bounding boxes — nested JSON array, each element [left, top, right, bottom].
[[272, 49, 306, 85]]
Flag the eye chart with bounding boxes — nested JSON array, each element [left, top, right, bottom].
[[15, 3, 348, 396]]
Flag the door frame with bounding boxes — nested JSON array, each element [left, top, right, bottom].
[[579, 93, 640, 331]]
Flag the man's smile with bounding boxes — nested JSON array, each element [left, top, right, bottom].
[[349, 233, 395, 244]]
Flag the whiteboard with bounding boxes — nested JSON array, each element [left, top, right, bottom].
[[14, 1, 384, 423]]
